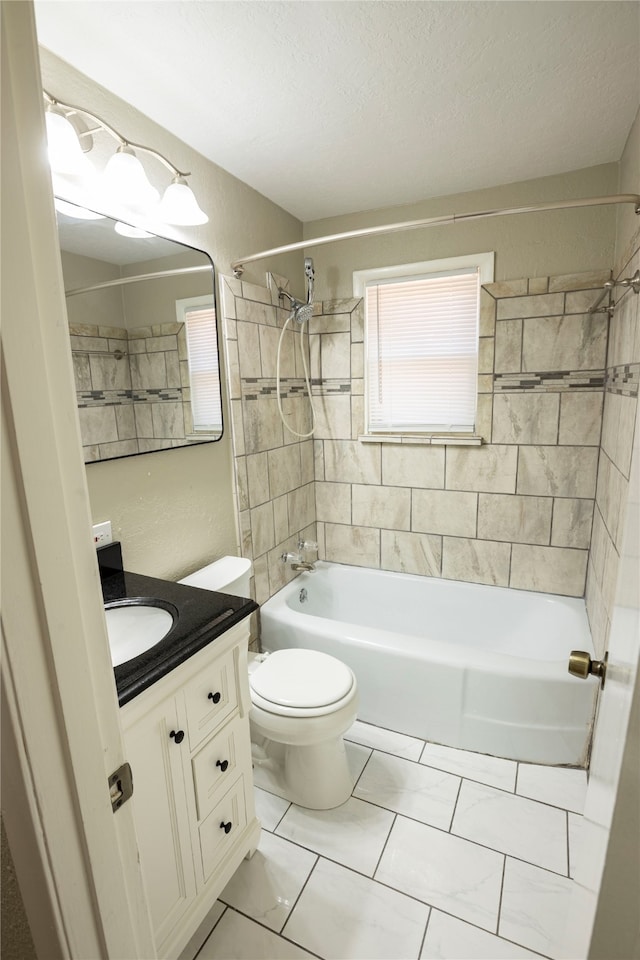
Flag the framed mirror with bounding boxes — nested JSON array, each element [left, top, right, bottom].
[[56, 200, 223, 463]]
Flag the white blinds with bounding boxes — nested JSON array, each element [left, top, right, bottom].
[[184, 306, 223, 432], [366, 269, 479, 433]]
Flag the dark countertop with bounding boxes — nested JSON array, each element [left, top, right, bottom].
[[102, 568, 258, 706]]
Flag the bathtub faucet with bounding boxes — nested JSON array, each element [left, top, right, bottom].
[[281, 551, 315, 572]]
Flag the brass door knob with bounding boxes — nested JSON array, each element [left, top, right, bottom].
[[568, 650, 607, 686]]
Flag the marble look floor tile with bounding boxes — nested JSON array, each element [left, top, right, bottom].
[[420, 910, 541, 959], [198, 908, 316, 959], [419, 742, 517, 792], [499, 858, 574, 959], [219, 831, 317, 932], [375, 815, 503, 932], [346, 719, 425, 761], [452, 780, 567, 874], [354, 751, 460, 830], [568, 812, 583, 879], [253, 787, 290, 832], [276, 796, 395, 876], [516, 764, 588, 814], [283, 857, 430, 960]]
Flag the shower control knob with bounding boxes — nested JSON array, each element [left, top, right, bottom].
[[216, 759, 229, 772], [208, 691, 221, 704], [169, 729, 185, 744], [568, 650, 608, 687], [220, 821, 232, 834]]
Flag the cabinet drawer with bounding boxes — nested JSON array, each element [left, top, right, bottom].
[[192, 716, 245, 821], [199, 776, 247, 882], [184, 647, 238, 749]]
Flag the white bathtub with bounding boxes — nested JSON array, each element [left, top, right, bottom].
[[260, 561, 598, 765]]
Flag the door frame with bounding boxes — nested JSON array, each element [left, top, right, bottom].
[[1, 4, 155, 957]]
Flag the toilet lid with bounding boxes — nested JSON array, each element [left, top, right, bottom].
[[249, 649, 353, 709]]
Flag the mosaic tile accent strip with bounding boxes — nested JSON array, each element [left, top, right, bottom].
[[241, 378, 310, 401], [312, 378, 352, 396], [605, 363, 640, 397], [493, 370, 605, 392], [77, 388, 183, 406]]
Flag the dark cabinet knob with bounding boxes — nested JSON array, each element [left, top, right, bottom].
[[208, 691, 221, 704], [169, 729, 185, 744], [220, 820, 232, 834], [216, 759, 229, 772]]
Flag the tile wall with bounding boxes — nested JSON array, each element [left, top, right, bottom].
[[312, 271, 611, 599], [586, 228, 640, 657], [220, 276, 317, 607], [71, 321, 193, 460]]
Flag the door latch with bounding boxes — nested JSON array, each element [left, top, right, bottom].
[[108, 762, 134, 813]]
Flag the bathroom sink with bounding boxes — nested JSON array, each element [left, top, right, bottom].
[[105, 600, 177, 667]]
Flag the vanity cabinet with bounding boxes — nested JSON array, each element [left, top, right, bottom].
[[120, 620, 261, 960]]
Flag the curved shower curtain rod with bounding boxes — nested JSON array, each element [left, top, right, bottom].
[[230, 193, 640, 277]]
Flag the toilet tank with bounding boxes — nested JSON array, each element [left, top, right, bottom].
[[178, 556, 252, 597]]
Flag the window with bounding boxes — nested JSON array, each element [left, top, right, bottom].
[[176, 295, 222, 435], [355, 253, 493, 438]]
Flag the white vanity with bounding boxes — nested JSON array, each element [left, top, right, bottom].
[[100, 545, 260, 960], [120, 619, 260, 959]]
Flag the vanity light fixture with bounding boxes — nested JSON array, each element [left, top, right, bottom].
[[114, 221, 154, 239], [43, 90, 209, 228], [53, 198, 105, 220]]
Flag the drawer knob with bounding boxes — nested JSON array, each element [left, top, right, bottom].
[[208, 691, 221, 704], [220, 820, 232, 834], [216, 759, 229, 772], [169, 729, 185, 744]]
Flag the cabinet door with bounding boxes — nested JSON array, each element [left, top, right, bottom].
[[125, 697, 196, 946]]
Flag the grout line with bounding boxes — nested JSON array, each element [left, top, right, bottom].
[[279, 854, 320, 938], [514, 762, 520, 794], [447, 776, 464, 832], [495, 854, 507, 936], [189, 904, 228, 960], [372, 811, 397, 878], [417, 907, 432, 959], [225, 905, 325, 960]]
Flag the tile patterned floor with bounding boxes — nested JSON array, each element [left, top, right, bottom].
[[186, 720, 587, 960]]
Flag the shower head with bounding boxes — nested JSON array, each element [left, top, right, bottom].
[[304, 257, 315, 304], [279, 288, 314, 324]]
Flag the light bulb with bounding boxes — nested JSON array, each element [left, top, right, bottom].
[[159, 177, 208, 226], [103, 146, 159, 213], [114, 221, 154, 239], [45, 107, 91, 175]]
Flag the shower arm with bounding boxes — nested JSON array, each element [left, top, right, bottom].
[[230, 194, 640, 277]]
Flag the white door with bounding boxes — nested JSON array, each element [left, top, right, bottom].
[[564, 406, 640, 958], [1, 4, 155, 957]]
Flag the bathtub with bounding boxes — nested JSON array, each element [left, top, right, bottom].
[[260, 561, 598, 765]]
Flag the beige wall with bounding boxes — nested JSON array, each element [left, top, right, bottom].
[[39, 49, 304, 579], [304, 164, 618, 300]]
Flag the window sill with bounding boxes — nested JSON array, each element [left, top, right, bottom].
[[358, 434, 484, 446]]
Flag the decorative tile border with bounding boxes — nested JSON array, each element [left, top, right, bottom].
[[77, 387, 184, 406], [493, 370, 605, 392], [605, 363, 640, 397], [240, 377, 352, 400]]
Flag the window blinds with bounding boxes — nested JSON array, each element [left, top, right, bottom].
[[366, 269, 479, 433], [184, 306, 222, 432]]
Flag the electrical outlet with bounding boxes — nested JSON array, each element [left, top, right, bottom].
[[92, 520, 112, 546]]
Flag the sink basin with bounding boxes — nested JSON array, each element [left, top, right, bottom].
[[105, 601, 177, 667]]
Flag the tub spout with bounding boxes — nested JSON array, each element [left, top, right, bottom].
[[291, 561, 315, 572]]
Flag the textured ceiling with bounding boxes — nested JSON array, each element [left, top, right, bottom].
[[34, 1, 640, 222]]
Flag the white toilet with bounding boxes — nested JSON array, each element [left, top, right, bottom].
[[179, 557, 359, 810]]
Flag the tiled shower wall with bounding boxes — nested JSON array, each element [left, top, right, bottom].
[[220, 276, 317, 606], [586, 228, 640, 657], [223, 270, 624, 606], [72, 321, 194, 460], [312, 271, 611, 599]]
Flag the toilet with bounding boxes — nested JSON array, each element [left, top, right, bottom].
[[179, 557, 359, 810]]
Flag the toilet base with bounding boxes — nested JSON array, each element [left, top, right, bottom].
[[251, 733, 355, 809]]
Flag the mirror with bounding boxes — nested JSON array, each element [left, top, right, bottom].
[[56, 201, 223, 463]]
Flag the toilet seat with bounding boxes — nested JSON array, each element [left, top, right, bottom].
[[249, 649, 355, 718]]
